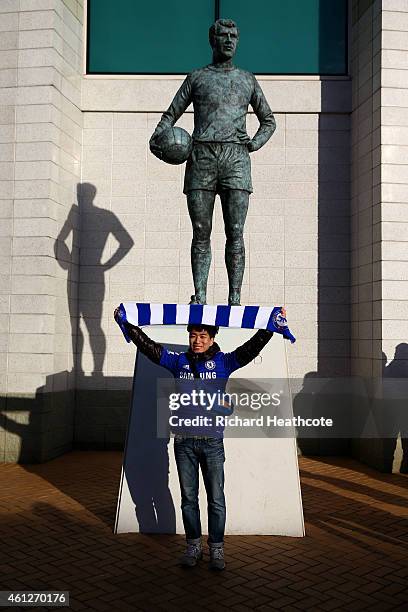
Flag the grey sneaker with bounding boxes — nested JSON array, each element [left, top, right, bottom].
[[209, 545, 225, 571], [180, 542, 203, 567]]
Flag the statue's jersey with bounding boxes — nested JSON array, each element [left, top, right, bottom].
[[154, 64, 275, 151]]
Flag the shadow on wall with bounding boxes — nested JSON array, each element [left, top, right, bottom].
[[378, 345, 408, 473], [290, 77, 406, 474], [55, 183, 134, 377], [0, 372, 76, 464], [1, 183, 135, 464], [293, 345, 408, 474], [291, 81, 352, 459], [316, 95, 351, 383], [0, 372, 134, 464]]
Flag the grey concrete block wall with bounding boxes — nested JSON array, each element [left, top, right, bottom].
[[351, 0, 408, 372], [381, 0, 408, 366], [0, 1, 18, 437], [377, 0, 408, 472], [1, 0, 353, 459], [2, 0, 408, 468], [0, 0, 83, 461], [350, 0, 382, 379], [352, 0, 408, 377], [350, 0, 408, 472]]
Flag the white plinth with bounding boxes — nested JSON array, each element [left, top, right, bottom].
[[115, 326, 304, 536]]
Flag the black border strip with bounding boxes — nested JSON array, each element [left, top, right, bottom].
[[86, 71, 349, 77]]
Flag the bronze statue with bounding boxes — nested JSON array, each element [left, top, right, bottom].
[[150, 19, 276, 305]]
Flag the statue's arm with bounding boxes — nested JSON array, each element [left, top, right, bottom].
[[248, 78, 276, 152], [149, 75, 193, 152], [103, 214, 134, 271]]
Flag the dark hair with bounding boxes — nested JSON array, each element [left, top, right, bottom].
[[187, 324, 219, 338], [209, 18, 239, 48]]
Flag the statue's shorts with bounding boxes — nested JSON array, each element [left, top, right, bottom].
[[183, 142, 253, 195]]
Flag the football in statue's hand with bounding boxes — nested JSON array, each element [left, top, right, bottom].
[[153, 127, 193, 165]]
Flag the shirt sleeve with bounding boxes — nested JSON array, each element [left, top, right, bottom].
[[126, 324, 163, 364], [150, 75, 193, 141], [249, 77, 276, 151], [222, 351, 242, 376], [159, 349, 181, 375], [226, 330, 274, 372]]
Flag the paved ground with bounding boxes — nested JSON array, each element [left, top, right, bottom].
[[0, 452, 407, 611]]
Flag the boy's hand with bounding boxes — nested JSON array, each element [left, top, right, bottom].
[[114, 306, 124, 325], [114, 305, 132, 343]]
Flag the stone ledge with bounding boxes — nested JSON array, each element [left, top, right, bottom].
[[81, 77, 352, 114]]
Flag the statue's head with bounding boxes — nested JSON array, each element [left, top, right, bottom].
[[209, 18, 239, 61], [78, 182, 96, 203]]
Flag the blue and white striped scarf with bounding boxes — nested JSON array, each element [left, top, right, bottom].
[[116, 303, 296, 344]]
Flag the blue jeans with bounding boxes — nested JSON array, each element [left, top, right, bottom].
[[174, 436, 226, 544]]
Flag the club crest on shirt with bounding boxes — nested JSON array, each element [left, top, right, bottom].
[[205, 360, 216, 370], [182, 364, 190, 370], [273, 311, 287, 328]]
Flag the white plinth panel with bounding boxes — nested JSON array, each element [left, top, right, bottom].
[[115, 326, 304, 536]]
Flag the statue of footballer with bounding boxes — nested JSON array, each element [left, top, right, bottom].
[[150, 18, 276, 306]]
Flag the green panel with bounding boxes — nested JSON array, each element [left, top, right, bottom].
[[87, 0, 215, 74], [219, 0, 348, 74], [87, 0, 347, 75]]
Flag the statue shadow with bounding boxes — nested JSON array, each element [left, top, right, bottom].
[[54, 182, 134, 377], [1, 182, 136, 524]]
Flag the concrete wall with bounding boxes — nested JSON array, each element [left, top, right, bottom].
[[1, 0, 407, 468], [0, 0, 83, 461], [350, 0, 408, 471], [381, 0, 408, 365], [375, 0, 408, 471], [0, 0, 19, 460], [0, 0, 354, 459], [350, 0, 381, 380]]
